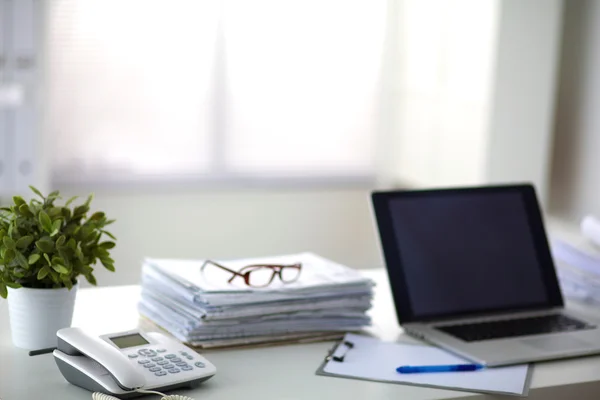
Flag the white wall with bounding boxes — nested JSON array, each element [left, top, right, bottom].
[[55, 188, 384, 287], [549, 0, 600, 222], [388, 0, 563, 207]]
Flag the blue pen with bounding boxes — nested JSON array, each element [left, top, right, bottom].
[[396, 364, 485, 374]]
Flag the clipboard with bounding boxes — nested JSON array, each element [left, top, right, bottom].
[[315, 333, 533, 397]]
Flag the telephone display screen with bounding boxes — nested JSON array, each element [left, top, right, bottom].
[[109, 333, 149, 349]]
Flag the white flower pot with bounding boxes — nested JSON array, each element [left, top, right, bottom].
[[7, 283, 78, 350]]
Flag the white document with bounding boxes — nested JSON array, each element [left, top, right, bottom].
[[145, 252, 372, 293], [319, 333, 531, 396]]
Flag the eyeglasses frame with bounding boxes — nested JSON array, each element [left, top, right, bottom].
[[200, 259, 302, 287]]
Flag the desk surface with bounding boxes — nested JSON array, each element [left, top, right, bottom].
[[2, 269, 600, 400]]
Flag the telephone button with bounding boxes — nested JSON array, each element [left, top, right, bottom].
[[144, 363, 156, 368], [195, 362, 205, 368], [157, 349, 167, 353], [138, 349, 157, 357], [164, 354, 176, 359], [167, 368, 180, 373], [149, 367, 161, 372], [171, 357, 182, 363], [181, 366, 193, 371], [151, 357, 164, 362], [155, 371, 167, 376], [176, 362, 188, 367], [163, 364, 175, 370], [157, 361, 169, 366], [138, 360, 150, 364], [128, 354, 138, 359], [185, 356, 193, 360]]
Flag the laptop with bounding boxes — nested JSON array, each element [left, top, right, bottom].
[[371, 183, 600, 367]]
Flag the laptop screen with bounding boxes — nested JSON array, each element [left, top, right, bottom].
[[372, 185, 563, 323]]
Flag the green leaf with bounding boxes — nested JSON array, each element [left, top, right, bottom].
[[5, 282, 22, 289], [101, 230, 116, 240], [37, 267, 49, 280], [85, 273, 97, 286], [52, 264, 69, 274], [18, 204, 33, 217], [3, 236, 15, 250], [28, 253, 40, 265], [102, 263, 115, 272], [56, 235, 66, 247], [39, 211, 53, 233], [61, 207, 72, 220], [51, 219, 62, 236], [12, 268, 25, 278], [36, 239, 54, 253], [84, 193, 94, 207], [65, 196, 78, 207], [3, 249, 14, 262], [0, 282, 7, 298], [62, 278, 73, 290], [73, 205, 89, 217], [99, 241, 116, 249], [12, 196, 26, 207], [44, 253, 52, 265], [14, 251, 29, 270], [15, 235, 34, 249], [29, 185, 45, 199], [52, 256, 66, 266]]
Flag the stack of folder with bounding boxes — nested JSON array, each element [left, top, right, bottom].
[[552, 238, 600, 305], [138, 252, 374, 348]]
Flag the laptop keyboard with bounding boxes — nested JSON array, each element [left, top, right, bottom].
[[436, 314, 595, 342]]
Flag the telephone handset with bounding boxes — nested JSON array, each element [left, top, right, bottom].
[[53, 327, 216, 399]]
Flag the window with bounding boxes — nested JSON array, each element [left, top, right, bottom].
[[46, 0, 388, 185]]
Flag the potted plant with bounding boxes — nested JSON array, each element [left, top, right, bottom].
[[0, 186, 116, 349]]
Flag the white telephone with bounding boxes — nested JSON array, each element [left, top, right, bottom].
[[53, 327, 216, 399]]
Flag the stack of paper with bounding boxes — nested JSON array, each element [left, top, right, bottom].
[[551, 238, 600, 304], [138, 253, 374, 348]]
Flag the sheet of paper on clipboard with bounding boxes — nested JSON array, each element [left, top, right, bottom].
[[315, 333, 532, 397]]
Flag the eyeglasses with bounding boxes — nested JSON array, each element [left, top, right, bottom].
[[200, 260, 302, 288]]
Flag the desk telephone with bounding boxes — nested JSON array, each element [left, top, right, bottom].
[[53, 327, 216, 399]]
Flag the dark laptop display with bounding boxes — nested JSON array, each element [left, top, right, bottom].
[[371, 184, 564, 324]]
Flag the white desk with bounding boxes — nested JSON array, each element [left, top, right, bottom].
[[2, 269, 600, 400]]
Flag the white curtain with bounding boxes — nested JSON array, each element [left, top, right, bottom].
[[45, 0, 388, 184]]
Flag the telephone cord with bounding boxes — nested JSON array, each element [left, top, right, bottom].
[[92, 389, 196, 400]]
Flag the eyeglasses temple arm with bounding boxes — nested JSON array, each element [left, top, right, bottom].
[[202, 260, 246, 277]]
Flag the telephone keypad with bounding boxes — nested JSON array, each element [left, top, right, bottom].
[[129, 344, 208, 380]]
